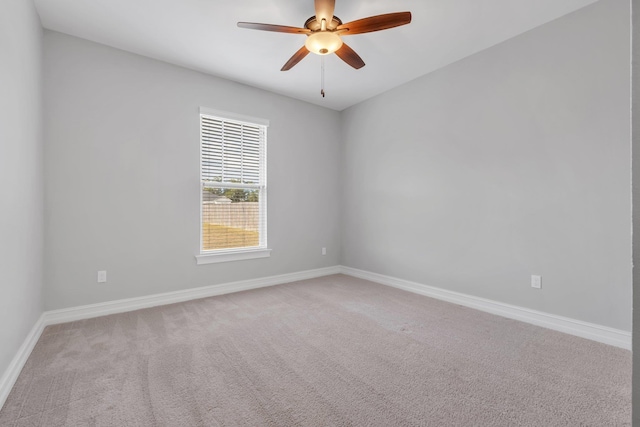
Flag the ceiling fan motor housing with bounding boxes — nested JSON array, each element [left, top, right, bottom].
[[304, 16, 343, 31]]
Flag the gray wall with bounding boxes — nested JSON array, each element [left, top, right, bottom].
[[341, 0, 631, 331], [631, 0, 639, 422], [0, 0, 44, 375], [43, 31, 341, 310]]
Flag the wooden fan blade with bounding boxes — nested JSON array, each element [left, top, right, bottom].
[[335, 43, 365, 69], [314, 0, 336, 25], [281, 46, 310, 71], [336, 12, 411, 35], [237, 22, 310, 34]]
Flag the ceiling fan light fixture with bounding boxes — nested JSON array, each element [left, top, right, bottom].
[[305, 31, 343, 55]]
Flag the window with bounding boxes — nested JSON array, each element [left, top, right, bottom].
[[196, 108, 270, 264]]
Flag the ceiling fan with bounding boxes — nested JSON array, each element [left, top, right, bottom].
[[237, 0, 412, 71]]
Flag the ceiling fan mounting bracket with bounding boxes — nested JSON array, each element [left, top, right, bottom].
[[304, 16, 343, 32]]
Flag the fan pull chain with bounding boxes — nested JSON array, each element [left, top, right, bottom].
[[321, 56, 325, 98]]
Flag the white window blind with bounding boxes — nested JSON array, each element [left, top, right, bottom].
[[200, 111, 267, 253]]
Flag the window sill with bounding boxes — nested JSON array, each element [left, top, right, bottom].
[[196, 248, 272, 265]]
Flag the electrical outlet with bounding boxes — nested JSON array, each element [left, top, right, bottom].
[[531, 275, 541, 289], [97, 270, 107, 283], [322, 247, 327, 256]]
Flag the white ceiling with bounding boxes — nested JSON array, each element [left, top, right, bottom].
[[34, 0, 598, 111]]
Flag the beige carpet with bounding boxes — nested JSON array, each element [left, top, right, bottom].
[[0, 274, 631, 426]]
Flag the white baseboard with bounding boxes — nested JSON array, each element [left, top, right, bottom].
[[339, 266, 631, 350], [43, 265, 342, 325], [0, 265, 341, 410], [0, 313, 46, 410]]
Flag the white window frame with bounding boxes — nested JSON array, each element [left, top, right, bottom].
[[196, 107, 271, 265]]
